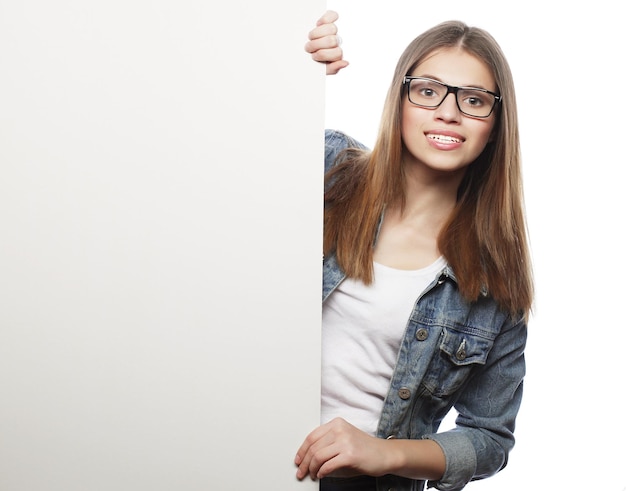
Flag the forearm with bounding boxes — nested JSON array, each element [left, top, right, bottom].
[[295, 417, 446, 481], [381, 437, 446, 481]]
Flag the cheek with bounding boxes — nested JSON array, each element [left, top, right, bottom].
[[472, 120, 496, 152], [401, 105, 410, 131], [401, 105, 421, 140]]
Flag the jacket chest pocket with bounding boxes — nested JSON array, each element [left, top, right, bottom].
[[421, 327, 494, 397]]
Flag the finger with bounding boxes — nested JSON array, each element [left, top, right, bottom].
[[295, 444, 310, 480], [309, 45, 343, 63], [306, 34, 341, 52], [294, 427, 322, 479], [316, 452, 343, 479], [325, 59, 349, 76], [300, 439, 341, 480], [295, 425, 336, 480], [307, 22, 338, 42], [316, 10, 339, 26]]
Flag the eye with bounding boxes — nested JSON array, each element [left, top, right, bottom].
[[420, 86, 438, 98], [464, 95, 485, 107], [409, 79, 444, 103], [459, 89, 493, 109]]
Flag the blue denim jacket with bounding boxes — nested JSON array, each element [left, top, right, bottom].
[[323, 130, 527, 491]]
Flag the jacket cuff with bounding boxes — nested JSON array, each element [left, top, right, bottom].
[[424, 432, 476, 491]]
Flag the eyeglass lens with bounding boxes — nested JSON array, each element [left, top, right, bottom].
[[407, 78, 496, 118]]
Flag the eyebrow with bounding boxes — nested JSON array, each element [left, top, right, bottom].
[[414, 74, 493, 91]]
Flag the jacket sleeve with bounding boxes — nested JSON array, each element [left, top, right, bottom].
[[324, 129, 368, 174], [424, 316, 528, 491]]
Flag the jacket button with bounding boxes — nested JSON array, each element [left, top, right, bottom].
[[398, 388, 411, 400], [456, 340, 467, 360], [415, 328, 428, 341]]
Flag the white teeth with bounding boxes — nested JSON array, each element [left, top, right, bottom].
[[428, 134, 461, 144]]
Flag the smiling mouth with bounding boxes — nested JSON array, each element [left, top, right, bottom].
[[427, 134, 463, 144]]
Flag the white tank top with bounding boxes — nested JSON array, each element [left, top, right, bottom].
[[321, 257, 446, 436]]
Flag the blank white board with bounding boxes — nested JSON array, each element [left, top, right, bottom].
[[0, 1, 324, 489]]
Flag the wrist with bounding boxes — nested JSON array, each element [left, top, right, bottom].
[[381, 438, 445, 481]]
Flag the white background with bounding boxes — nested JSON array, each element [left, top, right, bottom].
[[1, 1, 624, 490], [325, 1, 626, 490], [0, 1, 324, 490]]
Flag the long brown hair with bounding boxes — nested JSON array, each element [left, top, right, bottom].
[[324, 21, 533, 317]]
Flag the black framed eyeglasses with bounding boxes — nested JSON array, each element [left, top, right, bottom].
[[403, 76, 501, 118]]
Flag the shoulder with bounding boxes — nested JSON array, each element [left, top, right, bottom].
[[324, 129, 368, 173], [324, 129, 367, 152]]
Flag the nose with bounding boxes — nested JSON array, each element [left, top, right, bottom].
[[433, 92, 461, 123]]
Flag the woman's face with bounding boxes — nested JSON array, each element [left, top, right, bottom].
[[401, 47, 497, 176]]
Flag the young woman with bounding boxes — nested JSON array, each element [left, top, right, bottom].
[[295, 11, 533, 491]]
